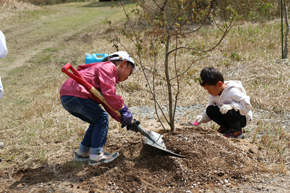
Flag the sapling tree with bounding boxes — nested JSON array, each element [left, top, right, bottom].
[[107, 0, 239, 132]]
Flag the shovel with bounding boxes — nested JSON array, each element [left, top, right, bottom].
[[61, 63, 185, 158]]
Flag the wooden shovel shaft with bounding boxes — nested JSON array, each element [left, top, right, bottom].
[[89, 87, 121, 116]]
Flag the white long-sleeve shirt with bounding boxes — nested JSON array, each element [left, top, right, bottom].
[[0, 30, 8, 99], [0, 78, 3, 99], [203, 80, 252, 125], [0, 30, 8, 58]]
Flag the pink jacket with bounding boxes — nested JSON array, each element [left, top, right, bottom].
[[60, 61, 123, 122]]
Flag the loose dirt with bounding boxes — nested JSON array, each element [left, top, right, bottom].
[[1, 124, 290, 192], [1, 125, 263, 192]]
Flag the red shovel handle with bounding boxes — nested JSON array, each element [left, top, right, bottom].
[[61, 63, 121, 116], [61, 63, 93, 90]]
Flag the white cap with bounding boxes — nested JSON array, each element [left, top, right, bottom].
[[108, 51, 135, 66]]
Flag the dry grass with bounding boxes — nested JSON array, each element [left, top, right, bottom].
[[0, 0, 40, 11], [252, 121, 290, 174], [0, 1, 289, 178], [0, 0, 42, 28], [117, 19, 290, 115]]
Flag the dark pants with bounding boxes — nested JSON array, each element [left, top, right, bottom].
[[206, 105, 246, 132], [61, 96, 109, 154]]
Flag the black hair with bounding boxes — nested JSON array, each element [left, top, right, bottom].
[[102, 54, 135, 70], [199, 67, 224, 86]]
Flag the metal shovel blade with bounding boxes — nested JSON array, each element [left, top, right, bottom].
[[137, 126, 185, 158], [144, 130, 166, 149]]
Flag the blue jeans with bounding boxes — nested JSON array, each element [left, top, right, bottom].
[[61, 96, 108, 154]]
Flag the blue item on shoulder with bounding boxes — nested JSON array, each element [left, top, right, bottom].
[[85, 53, 108, 64]]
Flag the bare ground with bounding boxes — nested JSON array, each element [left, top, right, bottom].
[[0, 126, 272, 192], [1, 124, 290, 192]]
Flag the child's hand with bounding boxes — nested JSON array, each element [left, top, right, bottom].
[[220, 105, 233, 114], [126, 119, 140, 132], [194, 114, 207, 124], [119, 105, 133, 128]]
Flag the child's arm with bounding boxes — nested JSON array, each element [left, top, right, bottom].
[[0, 31, 8, 58], [0, 78, 3, 99], [193, 111, 210, 124], [96, 68, 124, 111], [193, 96, 214, 124], [95, 64, 133, 126], [227, 87, 251, 116]]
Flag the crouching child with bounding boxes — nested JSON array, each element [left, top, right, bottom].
[[193, 67, 252, 139]]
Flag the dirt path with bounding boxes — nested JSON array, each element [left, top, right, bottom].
[[0, 2, 121, 78]]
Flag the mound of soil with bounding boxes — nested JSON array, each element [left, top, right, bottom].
[[4, 125, 263, 192], [87, 126, 261, 192]]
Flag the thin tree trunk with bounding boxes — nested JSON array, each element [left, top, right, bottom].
[[165, 35, 174, 132], [283, 4, 289, 59]]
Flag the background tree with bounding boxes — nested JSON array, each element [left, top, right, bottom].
[[215, 0, 279, 22], [107, 0, 239, 132], [281, 0, 290, 59], [214, 0, 289, 59]]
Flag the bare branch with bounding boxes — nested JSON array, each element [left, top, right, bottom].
[[167, 0, 192, 30], [152, 55, 168, 130], [167, 22, 234, 55], [138, 59, 170, 127], [151, 0, 162, 10], [212, 15, 225, 33], [120, 2, 139, 45], [168, 9, 212, 36], [182, 16, 209, 34], [169, 54, 206, 81], [160, 0, 168, 11], [142, 2, 160, 14]]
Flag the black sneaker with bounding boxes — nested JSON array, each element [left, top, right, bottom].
[[217, 126, 229, 134], [225, 129, 244, 139]]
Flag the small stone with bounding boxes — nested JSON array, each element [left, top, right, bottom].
[[256, 185, 262, 190], [0, 142, 4, 149], [249, 146, 258, 154]]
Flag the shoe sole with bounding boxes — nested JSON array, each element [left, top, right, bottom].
[[73, 152, 90, 162], [238, 133, 245, 139], [89, 152, 119, 166], [225, 133, 245, 139], [73, 156, 90, 162]]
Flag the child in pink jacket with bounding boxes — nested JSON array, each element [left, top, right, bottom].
[[60, 51, 136, 165]]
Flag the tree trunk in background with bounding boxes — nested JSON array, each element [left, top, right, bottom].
[[283, 4, 289, 58]]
